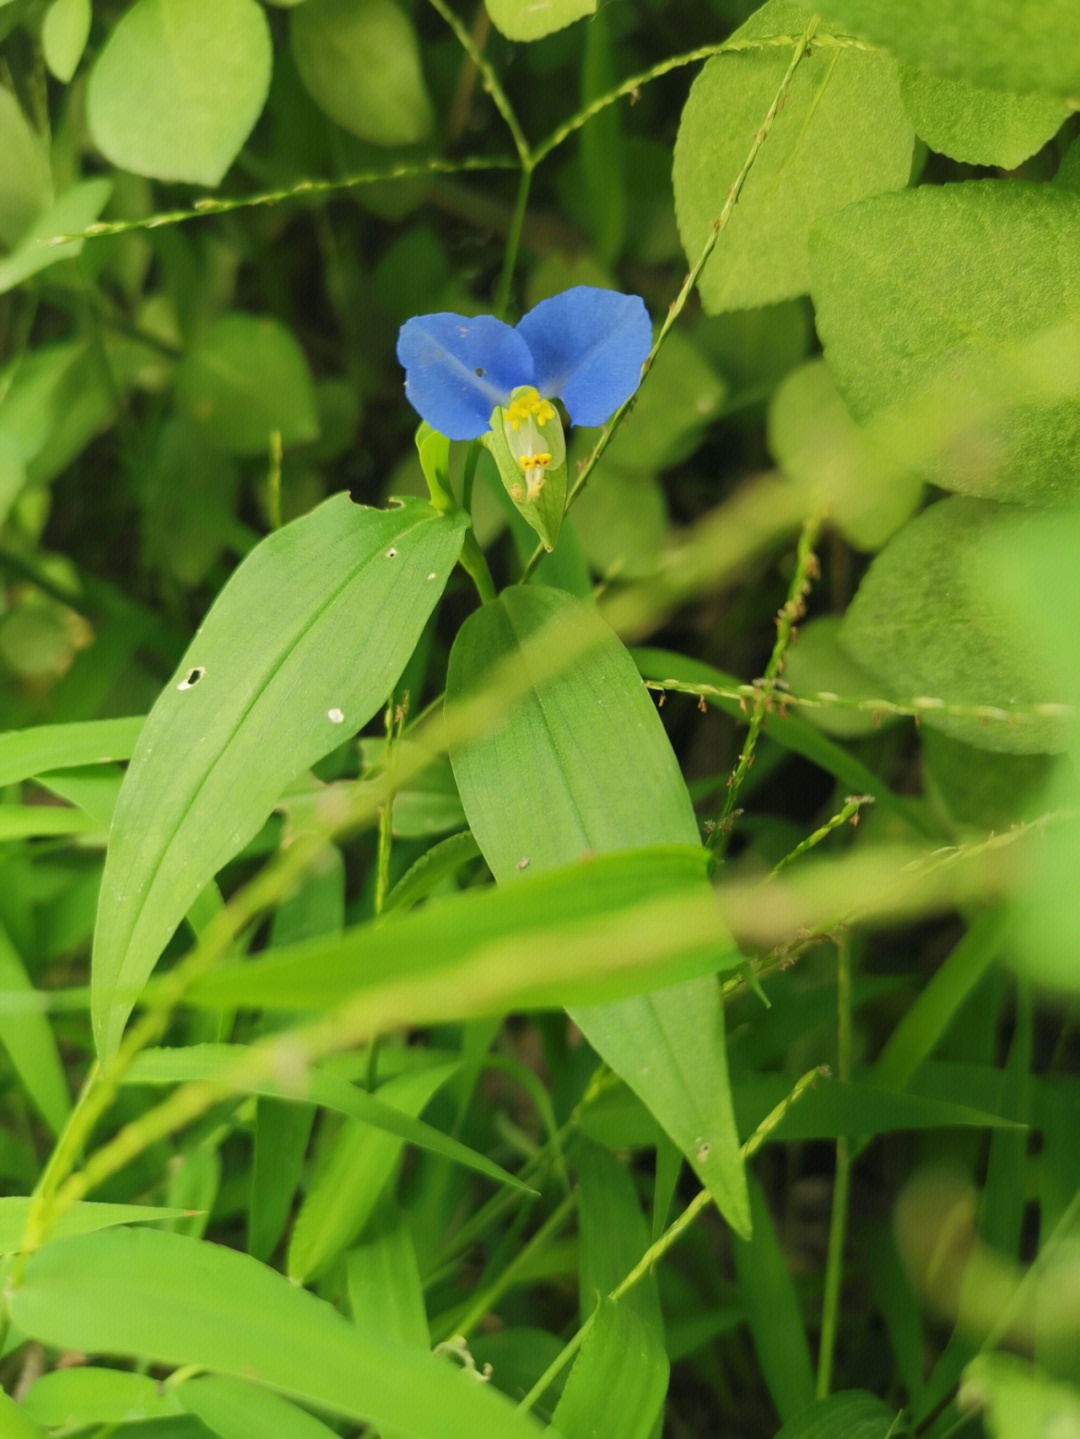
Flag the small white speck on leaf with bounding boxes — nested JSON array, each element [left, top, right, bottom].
[[426, 572, 437, 581], [516, 857, 530, 871], [327, 708, 345, 724], [386, 548, 398, 559]]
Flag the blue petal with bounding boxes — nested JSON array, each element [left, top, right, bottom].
[[515, 287, 652, 428], [397, 314, 534, 440]]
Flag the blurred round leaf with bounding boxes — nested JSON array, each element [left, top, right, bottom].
[[840, 496, 1077, 753], [674, 0, 913, 312], [42, 0, 92, 83], [0, 604, 79, 681], [693, 299, 811, 400], [86, 0, 272, 186], [810, 182, 1080, 505], [486, 0, 595, 41], [0, 87, 50, 249], [571, 470, 668, 580], [899, 67, 1066, 169], [175, 314, 319, 456], [921, 728, 1054, 832], [291, 0, 434, 146], [769, 360, 923, 552]]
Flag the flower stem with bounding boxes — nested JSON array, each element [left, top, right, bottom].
[[817, 937, 853, 1398], [494, 166, 534, 320], [458, 530, 498, 605]]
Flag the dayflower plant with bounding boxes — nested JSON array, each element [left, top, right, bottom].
[[397, 286, 652, 549]]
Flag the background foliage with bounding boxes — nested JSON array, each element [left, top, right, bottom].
[[1, 0, 1079, 1435]]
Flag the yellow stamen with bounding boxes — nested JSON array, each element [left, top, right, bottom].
[[505, 388, 556, 430], [517, 453, 552, 470]]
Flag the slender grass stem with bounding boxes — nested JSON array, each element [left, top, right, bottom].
[[713, 511, 823, 839], [517, 1066, 829, 1415], [424, 0, 531, 167], [520, 16, 821, 583], [817, 937, 853, 1397]]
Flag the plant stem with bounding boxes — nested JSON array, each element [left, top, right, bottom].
[[517, 1065, 829, 1415], [494, 166, 534, 319], [712, 511, 823, 841], [817, 936, 853, 1398], [458, 530, 498, 604], [520, 15, 821, 583]]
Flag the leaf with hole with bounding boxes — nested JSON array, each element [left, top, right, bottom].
[[91, 494, 467, 1060]]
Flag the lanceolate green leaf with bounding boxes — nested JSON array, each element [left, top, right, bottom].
[[673, 0, 913, 312], [86, 0, 272, 186], [822, 0, 1080, 96], [92, 494, 467, 1060], [9, 1228, 548, 1439], [446, 586, 750, 1236], [809, 182, 1080, 504], [773, 1389, 902, 1438]]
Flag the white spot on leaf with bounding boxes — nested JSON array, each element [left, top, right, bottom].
[[327, 707, 345, 724]]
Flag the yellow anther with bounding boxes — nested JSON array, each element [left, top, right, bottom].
[[517, 453, 552, 470], [505, 388, 555, 430]]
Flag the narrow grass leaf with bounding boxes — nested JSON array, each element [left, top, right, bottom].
[[179, 1375, 342, 1439], [0, 1199, 190, 1253], [732, 1176, 815, 1423], [552, 1299, 668, 1439], [287, 1063, 458, 1282], [0, 1390, 48, 1439], [24, 1368, 182, 1427], [10, 1228, 548, 1439], [773, 1389, 903, 1437], [0, 922, 69, 1133], [124, 1046, 529, 1198], [346, 1205, 429, 1347], [183, 846, 733, 1016], [92, 494, 466, 1060]]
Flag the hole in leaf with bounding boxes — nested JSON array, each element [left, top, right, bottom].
[[177, 666, 205, 691]]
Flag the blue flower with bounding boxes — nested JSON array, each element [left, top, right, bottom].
[[396, 286, 652, 442]]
